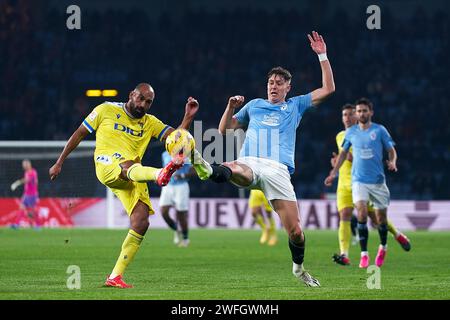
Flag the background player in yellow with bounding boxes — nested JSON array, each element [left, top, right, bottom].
[[328, 103, 411, 266], [249, 190, 277, 246], [49, 83, 199, 288]]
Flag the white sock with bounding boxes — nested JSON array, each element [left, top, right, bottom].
[[292, 262, 305, 275], [361, 251, 369, 257]]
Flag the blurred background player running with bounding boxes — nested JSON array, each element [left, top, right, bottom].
[[325, 98, 400, 268], [159, 150, 195, 248], [10, 159, 40, 229], [329, 104, 411, 266], [249, 190, 277, 246]]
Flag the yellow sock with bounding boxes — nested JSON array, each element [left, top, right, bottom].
[[268, 216, 276, 233], [127, 163, 160, 182], [387, 220, 398, 236], [110, 229, 144, 278], [339, 220, 351, 256], [254, 215, 266, 230]]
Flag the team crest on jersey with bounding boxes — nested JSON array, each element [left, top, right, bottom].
[[280, 103, 288, 111], [88, 111, 98, 121], [370, 131, 377, 140]]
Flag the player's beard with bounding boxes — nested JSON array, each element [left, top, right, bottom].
[[359, 116, 369, 124], [128, 102, 146, 118]]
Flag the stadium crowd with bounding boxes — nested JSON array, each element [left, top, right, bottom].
[[1, 0, 449, 200]]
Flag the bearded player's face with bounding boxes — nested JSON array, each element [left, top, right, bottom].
[[356, 104, 373, 124], [129, 88, 154, 118]]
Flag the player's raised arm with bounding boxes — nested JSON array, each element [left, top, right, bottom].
[[49, 124, 90, 180], [218, 95, 245, 135], [161, 97, 199, 141], [307, 31, 335, 106]]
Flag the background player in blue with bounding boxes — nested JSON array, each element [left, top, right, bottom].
[[159, 151, 195, 247], [191, 31, 335, 287], [324, 97, 398, 269]]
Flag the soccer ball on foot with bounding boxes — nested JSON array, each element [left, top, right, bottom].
[[165, 128, 196, 158]]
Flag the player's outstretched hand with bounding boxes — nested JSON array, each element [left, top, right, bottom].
[[49, 163, 62, 181], [386, 160, 398, 172], [307, 31, 326, 54], [324, 172, 335, 187], [227, 95, 245, 109], [10, 180, 21, 191], [185, 97, 199, 118]]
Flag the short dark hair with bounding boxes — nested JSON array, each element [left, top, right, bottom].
[[267, 66, 292, 82], [355, 97, 373, 110], [342, 103, 355, 111]]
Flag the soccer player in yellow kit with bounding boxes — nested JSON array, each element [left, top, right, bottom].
[[249, 190, 277, 246], [329, 103, 411, 266], [49, 83, 199, 288]]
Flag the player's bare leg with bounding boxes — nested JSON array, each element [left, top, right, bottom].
[[176, 210, 189, 247], [355, 201, 370, 268], [191, 149, 254, 185], [333, 207, 353, 265], [374, 208, 388, 267], [252, 206, 269, 244], [368, 209, 411, 251], [106, 200, 149, 288], [161, 206, 181, 245], [271, 199, 320, 287]]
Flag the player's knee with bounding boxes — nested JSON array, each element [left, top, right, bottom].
[[131, 218, 149, 235], [119, 160, 135, 180]]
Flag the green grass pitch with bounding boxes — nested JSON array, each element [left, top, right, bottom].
[[0, 228, 449, 300]]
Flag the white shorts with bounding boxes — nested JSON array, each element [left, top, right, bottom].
[[352, 182, 390, 210], [234, 157, 297, 202], [159, 183, 190, 211]]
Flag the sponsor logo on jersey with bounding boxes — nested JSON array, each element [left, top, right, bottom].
[[114, 123, 143, 137], [261, 113, 280, 126]]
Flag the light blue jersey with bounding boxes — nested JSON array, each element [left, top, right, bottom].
[[234, 94, 313, 174], [162, 151, 192, 185], [342, 122, 395, 184]]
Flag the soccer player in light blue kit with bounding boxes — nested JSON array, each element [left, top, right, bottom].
[[160, 151, 194, 247], [325, 97, 398, 268], [191, 31, 335, 287]]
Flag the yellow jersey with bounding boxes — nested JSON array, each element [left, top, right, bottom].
[[82, 102, 171, 162], [336, 130, 352, 190]]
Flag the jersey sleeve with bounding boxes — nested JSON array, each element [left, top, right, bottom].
[[82, 104, 107, 133], [233, 100, 253, 126], [380, 125, 396, 151], [342, 130, 352, 151], [291, 93, 313, 116], [149, 116, 172, 141]]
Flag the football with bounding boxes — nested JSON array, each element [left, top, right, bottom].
[[165, 128, 196, 158]]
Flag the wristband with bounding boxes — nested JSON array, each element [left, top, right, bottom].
[[318, 53, 328, 62]]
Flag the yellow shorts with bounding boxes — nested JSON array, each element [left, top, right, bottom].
[[336, 185, 374, 213], [94, 156, 154, 216], [249, 190, 272, 212]]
